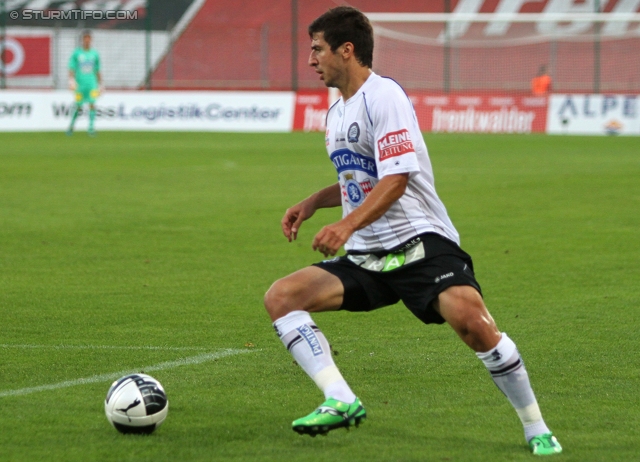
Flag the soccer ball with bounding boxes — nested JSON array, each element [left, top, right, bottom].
[[104, 373, 168, 434]]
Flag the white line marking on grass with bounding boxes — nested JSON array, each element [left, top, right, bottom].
[[0, 344, 211, 351], [0, 348, 253, 398]]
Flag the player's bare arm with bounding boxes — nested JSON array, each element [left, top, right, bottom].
[[313, 173, 409, 257], [68, 70, 76, 90], [281, 183, 341, 242]]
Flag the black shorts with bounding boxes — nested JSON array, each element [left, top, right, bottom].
[[313, 232, 482, 325]]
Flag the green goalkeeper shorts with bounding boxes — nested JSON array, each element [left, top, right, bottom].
[[75, 85, 100, 104]]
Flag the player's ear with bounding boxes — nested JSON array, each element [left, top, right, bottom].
[[341, 42, 355, 59]]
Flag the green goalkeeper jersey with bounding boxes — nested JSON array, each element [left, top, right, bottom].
[[69, 47, 100, 88]]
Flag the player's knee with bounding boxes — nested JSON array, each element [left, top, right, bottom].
[[461, 314, 494, 339], [264, 278, 300, 319], [439, 285, 498, 345]]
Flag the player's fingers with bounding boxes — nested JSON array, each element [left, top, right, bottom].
[[313, 230, 333, 256], [281, 212, 296, 241], [280, 221, 291, 240], [312, 238, 319, 252], [291, 215, 306, 241]]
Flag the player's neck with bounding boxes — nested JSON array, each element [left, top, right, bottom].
[[339, 67, 372, 101]]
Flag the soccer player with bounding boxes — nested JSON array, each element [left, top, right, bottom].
[[67, 30, 102, 136], [264, 6, 562, 456]]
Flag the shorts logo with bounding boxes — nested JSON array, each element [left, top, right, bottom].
[[383, 252, 405, 272], [347, 122, 360, 143], [323, 257, 339, 263], [435, 272, 454, 283], [347, 241, 426, 272], [297, 325, 323, 356], [377, 129, 414, 161]]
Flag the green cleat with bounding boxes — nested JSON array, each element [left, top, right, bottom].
[[292, 397, 366, 436], [529, 433, 562, 456]]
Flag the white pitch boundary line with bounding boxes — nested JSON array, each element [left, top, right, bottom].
[[0, 348, 253, 399], [0, 344, 211, 351]]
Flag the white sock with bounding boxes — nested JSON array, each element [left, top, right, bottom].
[[476, 333, 551, 442], [274, 311, 356, 403]]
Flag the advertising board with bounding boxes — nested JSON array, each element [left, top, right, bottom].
[[547, 94, 640, 135], [0, 91, 295, 132], [410, 94, 548, 134], [1, 36, 51, 77]]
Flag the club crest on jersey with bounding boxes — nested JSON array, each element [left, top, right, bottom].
[[342, 174, 372, 207], [347, 122, 360, 143], [344, 178, 364, 206], [377, 129, 414, 161]]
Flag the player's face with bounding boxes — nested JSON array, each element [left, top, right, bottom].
[[308, 32, 343, 88], [82, 35, 91, 49]]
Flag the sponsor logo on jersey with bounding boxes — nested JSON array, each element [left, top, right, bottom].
[[347, 122, 360, 143], [377, 129, 414, 161], [296, 324, 323, 356], [359, 179, 373, 195], [330, 148, 377, 177]]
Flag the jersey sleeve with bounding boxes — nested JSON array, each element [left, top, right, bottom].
[[369, 84, 421, 179], [94, 52, 101, 73]]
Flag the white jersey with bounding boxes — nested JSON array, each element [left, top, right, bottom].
[[325, 72, 459, 252]]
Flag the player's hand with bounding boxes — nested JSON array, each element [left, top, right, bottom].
[[312, 220, 354, 257], [98, 84, 105, 95], [68, 78, 76, 91], [281, 200, 316, 242]]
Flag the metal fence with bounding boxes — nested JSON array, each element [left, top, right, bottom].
[[1, 0, 639, 93]]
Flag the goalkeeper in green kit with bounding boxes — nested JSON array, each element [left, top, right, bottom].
[[67, 30, 102, 136]]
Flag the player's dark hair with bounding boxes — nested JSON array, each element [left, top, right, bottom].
[[308, 6, 373, 68], [81, 29, 92, 37]]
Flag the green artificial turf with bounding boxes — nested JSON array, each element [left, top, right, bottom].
[[0, 132, 638, 461]]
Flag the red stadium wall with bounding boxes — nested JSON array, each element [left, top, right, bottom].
[[151, 0, 640, 94], [153, 0, 449, 90]]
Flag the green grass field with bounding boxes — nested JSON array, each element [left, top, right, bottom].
[[1, 132, 639, 461]]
